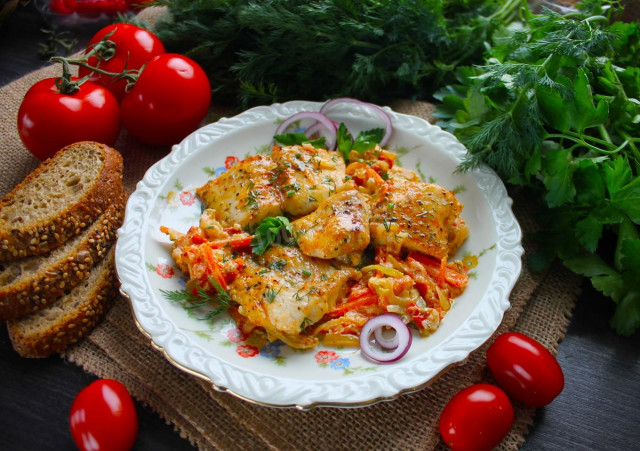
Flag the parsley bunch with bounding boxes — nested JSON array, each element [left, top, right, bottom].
[[435, 1, 640, 335], [154, 0, 521, 109]]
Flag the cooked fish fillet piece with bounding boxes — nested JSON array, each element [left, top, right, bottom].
[[196, 155, 283, 229], [228, 245, 359, 349], [272, 145, 345, 217], [370, 180, 468, 259], [387, 164, 421, 182], [292, 189, 371, 260]]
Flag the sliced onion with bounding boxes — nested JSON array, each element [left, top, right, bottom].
[[319, 97, 393, 147], [304, 121, 337, 150], [359, 313, 412, 363], [374, 326, 400, 350], [274, 111, 337, 149]]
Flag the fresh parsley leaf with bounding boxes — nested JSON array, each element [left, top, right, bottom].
[[274, 133, 326, 148], [251, 216, 294, 255], [336, 123, 384, 160], [542, 148, 575, 207], [336, 123, 353, 161], [612, 175, 640, 223], [609, 291, 640, 336], [575, 215, 603, 253], [352, 127, 384, 152]]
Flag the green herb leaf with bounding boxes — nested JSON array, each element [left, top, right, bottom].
[[352, 128, 384, 152], [336, 123, 353, 161], [274, 132, 326, 148], [610, 291, 640, 336], [160, 277, 234, 321], [251, 216, 294, 255], [336, 123, 384, 160], [543, 148, 575, 207]]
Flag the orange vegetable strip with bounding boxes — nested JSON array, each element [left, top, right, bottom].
[[200, 243, 228, 290], [438, 256, 447, 287], [207, 235, 253, 250], [407, 251, 468, 288], [326, 295, 379, 318]]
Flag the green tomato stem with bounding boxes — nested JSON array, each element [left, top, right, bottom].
[[49, 28, 139, 95]]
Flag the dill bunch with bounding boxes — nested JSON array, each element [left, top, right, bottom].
[[154, 0, 521, 109], [435, 0, 640, 335]]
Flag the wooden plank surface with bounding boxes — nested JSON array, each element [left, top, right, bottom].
[[1, 3, 639, 450]]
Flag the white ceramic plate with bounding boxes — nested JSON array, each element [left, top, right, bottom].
[[115, 100, 523, 409]]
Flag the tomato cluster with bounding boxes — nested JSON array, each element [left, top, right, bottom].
[[17, 23, 212, 160], [439, 332, 565, 451]]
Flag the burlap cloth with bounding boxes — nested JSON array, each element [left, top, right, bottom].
[[0, 9, 581, 449]]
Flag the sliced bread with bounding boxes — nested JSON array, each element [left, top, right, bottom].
[[0, 187, 125, 321], [0, 141, 123, 262], [7, 247, 117, 358]]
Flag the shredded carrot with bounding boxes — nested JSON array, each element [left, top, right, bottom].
[[326, 295, 379, 318], [438, 256, 447, 287], [208, 235, 253, 250], [200, 243, 228, 290], [407, 251, 468, 288], [327, 283, 378, 318]]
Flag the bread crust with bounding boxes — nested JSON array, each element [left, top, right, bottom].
[[6, 248, 118, 358], [0, 141, 123, 262], [0, 187, 125, 320]]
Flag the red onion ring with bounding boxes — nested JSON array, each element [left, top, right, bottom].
[[304, 121, 337, 151], [319, 97, 393, 147], [359, 313, 412, 363], [275, 111, 337, 150], [374, 326, 400, 350]]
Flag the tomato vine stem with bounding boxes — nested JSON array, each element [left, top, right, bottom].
[[49, 30, 139, 95]]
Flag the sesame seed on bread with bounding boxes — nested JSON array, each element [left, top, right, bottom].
[[0, 187, 125, 321], [6, 247, 118, 358], [0, 141, 123, 262]]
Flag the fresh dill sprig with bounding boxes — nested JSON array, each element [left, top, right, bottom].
[[161, 277, 234, 321]]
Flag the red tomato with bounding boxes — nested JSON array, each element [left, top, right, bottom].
[[486, 331, 565, 407], [17, 78, 120, 160], [49, 0, 76, 13], [439, 384, 513, 451], [75, 0, 129, 14], [78, 23, 165, 101], [120, 53, 211, 146], [69, 379, 138, 451]]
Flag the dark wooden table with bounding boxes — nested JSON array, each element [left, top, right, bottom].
[[1, 4, 639, 450]]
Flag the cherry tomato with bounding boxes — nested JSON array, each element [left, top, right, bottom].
[[486, 331, 565, 407], [49, 0, 76, 13], [78, 23, 165, 101], [439, 384, 513, 451], [75, 0, 129, 14], [69, 379, 138, 451], [120, 53, 211, 146], [17, 78, 120, 160]]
